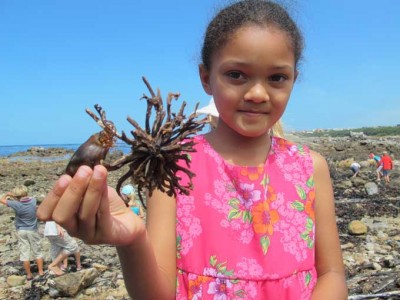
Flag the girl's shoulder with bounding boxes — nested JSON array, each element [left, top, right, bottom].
[[272, 136, 311, 156], [272, 136, 327, 172]]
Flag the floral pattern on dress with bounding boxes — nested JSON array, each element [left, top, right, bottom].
[[291, 177, 316, 248], [176, 193, 202, 256], [184, 255, 248, 299], [176, 136, 317, 299]]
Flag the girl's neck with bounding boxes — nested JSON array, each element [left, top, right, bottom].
[[205, 125, 272, 166]]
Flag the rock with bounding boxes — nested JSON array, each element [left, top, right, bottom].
[[92, 262, 109, 272], [334, 144, 346, 151], [350, 177, 366, 187], [364, 182, 378, 195], [348, 220, 368, 235], [6, 275, 26, 287], [341, 242, 354, 250], [50, 268, 99, 297], [372, 262, 382, 271], [335, 180, 353, 189], [23, 179, 36, 186]]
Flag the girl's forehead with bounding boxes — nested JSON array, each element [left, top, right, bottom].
[[214, 25, 295, 66], [230, 25, 291, 46]]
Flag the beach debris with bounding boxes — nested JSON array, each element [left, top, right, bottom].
[[65, 76, 208, 207]]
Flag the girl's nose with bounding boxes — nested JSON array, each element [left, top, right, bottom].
[[244, 82, 270, 103]]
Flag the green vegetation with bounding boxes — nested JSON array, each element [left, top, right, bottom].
[[297, 125, 400, 137]]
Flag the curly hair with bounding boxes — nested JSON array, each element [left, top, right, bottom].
[[12, 185, 28, 198], [201, 0, 304, 71]]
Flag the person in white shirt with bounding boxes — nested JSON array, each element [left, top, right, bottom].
[[44, 221, 82, 275], [350, 162, 361, 177]]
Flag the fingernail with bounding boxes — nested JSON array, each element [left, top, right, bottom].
[[58, 176, 70, 189], [76, 166, 91, 178], [93, 165, 105, 179]]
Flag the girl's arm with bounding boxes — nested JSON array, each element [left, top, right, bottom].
[[310, 151, 348, 300], [37, 165, 176, 300], [117, 188, 177, 299]]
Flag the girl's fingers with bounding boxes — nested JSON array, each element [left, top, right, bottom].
[[52, 166, 93, 236], [37, 175, 72, 221], [77, 165, 108, 243]]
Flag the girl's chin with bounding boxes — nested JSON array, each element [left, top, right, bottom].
[[235, 127, 271, 138]]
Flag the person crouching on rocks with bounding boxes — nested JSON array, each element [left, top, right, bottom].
[[350, 161, 361, 177], [0, 185, 45, 281], [44, 220, 82, 276]]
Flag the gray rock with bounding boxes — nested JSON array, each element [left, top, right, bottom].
[[50, 268, 99, 297], [6, 275, 26, 287], [365, 182, 378, 195]]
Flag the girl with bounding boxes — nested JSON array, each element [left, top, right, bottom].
[[37, 0, 347, 299]]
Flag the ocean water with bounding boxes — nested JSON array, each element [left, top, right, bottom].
[[0, 143, 131, 158]]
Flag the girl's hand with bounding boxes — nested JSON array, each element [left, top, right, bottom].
[[37, 165, 145, 246]]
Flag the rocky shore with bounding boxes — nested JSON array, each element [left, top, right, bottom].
[[0, 134, 399, 299]]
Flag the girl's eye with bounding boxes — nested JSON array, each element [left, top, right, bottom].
[[226, 71, 245, 80], [270, 74, 287, 82]]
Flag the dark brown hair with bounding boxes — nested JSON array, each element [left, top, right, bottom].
[[201, 0, 304, 70]]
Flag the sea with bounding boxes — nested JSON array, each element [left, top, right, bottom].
[[0, 143, 131, 159]]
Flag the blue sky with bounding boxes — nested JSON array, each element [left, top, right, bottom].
[[1, 0, 399, 146]]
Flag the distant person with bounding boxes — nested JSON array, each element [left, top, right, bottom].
[[369, 153, 383, 181], [0, 186, 44, 281], [350, 161, 361, 177], [44, 221, 82, 276], [121, 184, 145, 220], [379, 151, 393, 183]]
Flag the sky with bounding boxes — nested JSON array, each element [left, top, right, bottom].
[[1, 0, 399, 146]]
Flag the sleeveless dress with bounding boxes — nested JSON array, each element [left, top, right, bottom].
[[175, 135, 317, 300]]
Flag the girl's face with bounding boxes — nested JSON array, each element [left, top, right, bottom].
[[200, 25, 297, 138]]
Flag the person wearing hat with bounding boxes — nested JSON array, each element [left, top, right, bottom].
[[121, 185, 145, 220]]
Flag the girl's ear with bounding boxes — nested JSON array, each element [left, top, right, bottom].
[[199, 64, 212, 95]]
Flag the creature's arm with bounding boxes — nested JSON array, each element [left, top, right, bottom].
[[310, 150, 348, 300], [117, 188, 177, 299]]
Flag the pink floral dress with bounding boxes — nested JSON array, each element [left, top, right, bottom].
[[176, 135, 317, 299]]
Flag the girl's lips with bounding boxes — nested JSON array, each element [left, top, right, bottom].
[[239, 110, 268, 116]]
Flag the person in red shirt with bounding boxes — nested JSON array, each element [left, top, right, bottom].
[[380, 151, 393, 183]]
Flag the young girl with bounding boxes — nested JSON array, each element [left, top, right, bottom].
[[37, 0, 347, 299]]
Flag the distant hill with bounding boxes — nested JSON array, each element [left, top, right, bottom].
[[294, 125, 400, 137]]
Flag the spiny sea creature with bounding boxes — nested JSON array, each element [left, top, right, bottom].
[[65, 77, 208, 207]]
